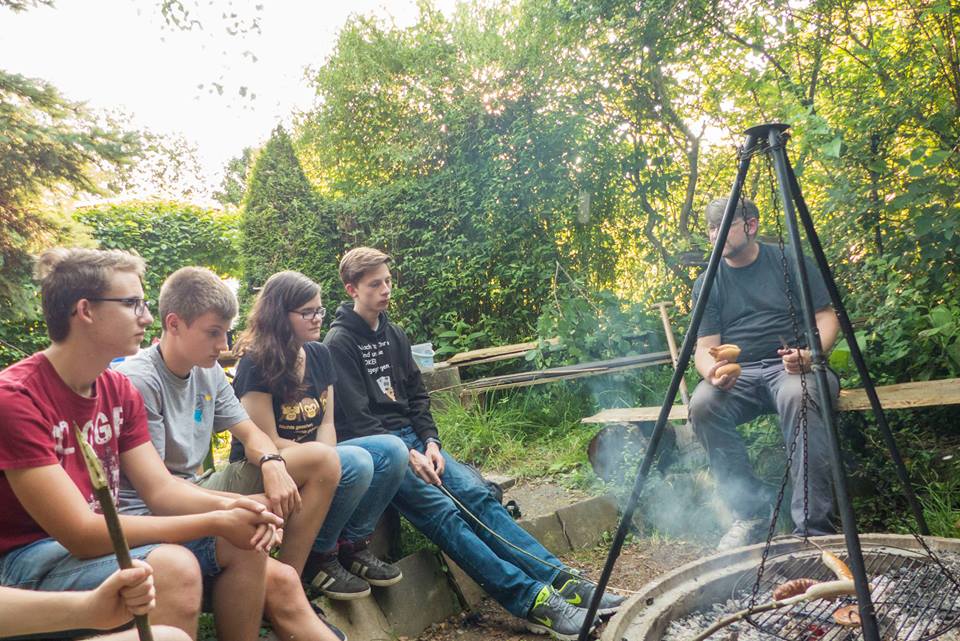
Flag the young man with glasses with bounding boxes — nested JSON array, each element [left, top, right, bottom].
[[114, 266, 346, 638], [0, 248, 336, 641], [691, 197, 841, 550]]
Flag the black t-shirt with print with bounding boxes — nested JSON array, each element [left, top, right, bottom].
[[229, 341, 338, 462]]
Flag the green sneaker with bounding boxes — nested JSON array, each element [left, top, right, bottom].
[[525, 585, 597, 640], [553, 570, 626, 616]]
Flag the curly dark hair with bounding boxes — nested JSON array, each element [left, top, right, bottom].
[[234, 271, 320, 402]]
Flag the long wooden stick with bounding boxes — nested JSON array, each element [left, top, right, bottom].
[[74, 424, 153, 641]]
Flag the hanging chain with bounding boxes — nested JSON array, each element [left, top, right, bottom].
[[747, 138, 815, 610], [767, 156, 813, 541], [911, 529, 960, 592]]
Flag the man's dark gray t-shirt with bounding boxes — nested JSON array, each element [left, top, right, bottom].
[[692, 242, 831, 363]]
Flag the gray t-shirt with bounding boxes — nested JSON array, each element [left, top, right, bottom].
[[115, 344, 248, 511], [692, 243, 831, 363]]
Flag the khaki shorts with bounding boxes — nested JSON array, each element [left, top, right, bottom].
[[196, 459, 264, 495]]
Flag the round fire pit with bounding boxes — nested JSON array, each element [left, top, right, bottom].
[[602, 534, 960, 641]]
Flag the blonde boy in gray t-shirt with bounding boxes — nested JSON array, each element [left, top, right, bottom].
[[117, 266, 343, 641]]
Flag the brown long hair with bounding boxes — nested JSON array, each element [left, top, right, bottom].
[[234, 271, 320, 402]]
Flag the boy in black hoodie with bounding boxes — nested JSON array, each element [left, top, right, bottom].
[[323, 247, 624, 641]]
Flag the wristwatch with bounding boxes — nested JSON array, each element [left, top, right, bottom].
[[258, 453, 285, 466], [424, 437, 442, 450]]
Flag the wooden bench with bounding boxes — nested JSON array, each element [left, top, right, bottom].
[[582, 377, 960, 424]]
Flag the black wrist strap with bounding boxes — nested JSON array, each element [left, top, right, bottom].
[[259, 453, 285, 466]]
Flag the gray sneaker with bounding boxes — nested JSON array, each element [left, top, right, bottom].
[[525, 585, 597, 641], [306, 553, 371, 600], [554, 573, 625, 615], [716, 518, 766, 551], [339, 544, 403, 587]]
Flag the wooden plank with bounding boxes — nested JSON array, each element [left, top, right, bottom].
[[444, 338, 560, 367], [836, 377, 960, 411], [582, 405, 689, 423], [457, 356, 673, 396], [581, 378, 960, 424]]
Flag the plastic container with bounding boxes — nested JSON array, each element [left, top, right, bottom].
[[411, 342, 435, 371]]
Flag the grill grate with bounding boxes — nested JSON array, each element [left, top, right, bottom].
[[730, 547, 960, 641]]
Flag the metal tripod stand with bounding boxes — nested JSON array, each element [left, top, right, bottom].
[[578, 123, 931, 641]]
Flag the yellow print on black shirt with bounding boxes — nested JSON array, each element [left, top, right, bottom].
[[278, 394, 327, 435]]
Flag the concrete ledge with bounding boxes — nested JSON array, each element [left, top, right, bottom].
[[318, 593, 393, 641], [520, 512, 572, 555], [442, 553, 487, 609], [373, 550, 462, 638], [556, 494, 618, 549]]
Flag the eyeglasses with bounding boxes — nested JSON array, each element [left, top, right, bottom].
[[291, 306, 326, 321], [87, 297, 151, 317]]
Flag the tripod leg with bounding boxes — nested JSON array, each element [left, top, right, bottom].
[[576, 132, 763, 641], [781, 151, 930, 535], [768, 128, 881, 641]]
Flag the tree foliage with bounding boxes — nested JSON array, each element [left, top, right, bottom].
[[283, 0, 959, 381], [213, 146, 255, 208], [0, 70, 138, 316], [75, 200, 241, 308], [240, 126, 341, 306]]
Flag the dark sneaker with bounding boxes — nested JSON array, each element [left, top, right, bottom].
[[262, 601, 348, 641], [309, 601, 348, 641], [305, 552, 371, 600], [553, 571, 625, 616], [339, 541, 403, 587], [716, 518, 766, 551], [525, 585, 597, 641]]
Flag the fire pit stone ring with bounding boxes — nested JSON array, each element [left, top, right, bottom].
[[602, 534, 960, 641]]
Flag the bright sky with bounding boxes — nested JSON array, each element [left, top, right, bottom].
[[0, 0, 456, 202]]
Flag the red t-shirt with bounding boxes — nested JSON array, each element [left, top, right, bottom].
[[0, 353, 151, 555]]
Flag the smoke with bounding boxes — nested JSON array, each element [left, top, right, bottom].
[[587, 420, 732, 542]]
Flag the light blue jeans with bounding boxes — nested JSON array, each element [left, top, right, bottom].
[[0, 537, 159, 591], [312, 434, 409, 552], [390, 426, 563, 618]]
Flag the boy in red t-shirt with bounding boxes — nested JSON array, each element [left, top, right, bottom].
[[0, 248, 339, 641]]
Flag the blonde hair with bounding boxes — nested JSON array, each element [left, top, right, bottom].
[[37, 247, 146, 342], [339, 247, 391, 286], [159, 266, 237, 329]]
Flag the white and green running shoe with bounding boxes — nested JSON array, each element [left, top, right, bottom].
[[554, 571, 626, 616], [525, 585, 597, 640]]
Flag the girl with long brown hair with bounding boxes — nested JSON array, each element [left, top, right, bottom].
[[233, 271, 408, 599]]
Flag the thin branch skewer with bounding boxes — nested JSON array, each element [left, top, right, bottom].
[[74, 424, 154, 641]]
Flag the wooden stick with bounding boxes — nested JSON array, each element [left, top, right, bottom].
[[653, 301, 690, 405], [74, 424, 153, 641]]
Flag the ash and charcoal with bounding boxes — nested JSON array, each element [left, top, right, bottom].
[[662, 550, 960, 641]]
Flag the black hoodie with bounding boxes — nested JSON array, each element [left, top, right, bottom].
[[323, 303, 439, 444]]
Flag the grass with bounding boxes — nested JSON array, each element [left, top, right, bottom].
[[432, 385, 600, 488]]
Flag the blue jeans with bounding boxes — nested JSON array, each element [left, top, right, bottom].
[[0, 537, 159, 591], [312, 434, 409, 552], [390, 426, 562, 618]]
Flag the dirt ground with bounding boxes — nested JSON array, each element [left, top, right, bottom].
[[410, 538, 707, 641]]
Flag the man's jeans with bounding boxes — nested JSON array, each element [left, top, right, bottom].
[[312, 434, 409, 552], [689, 358, 840, 535], [390, 425, 562, 618]]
